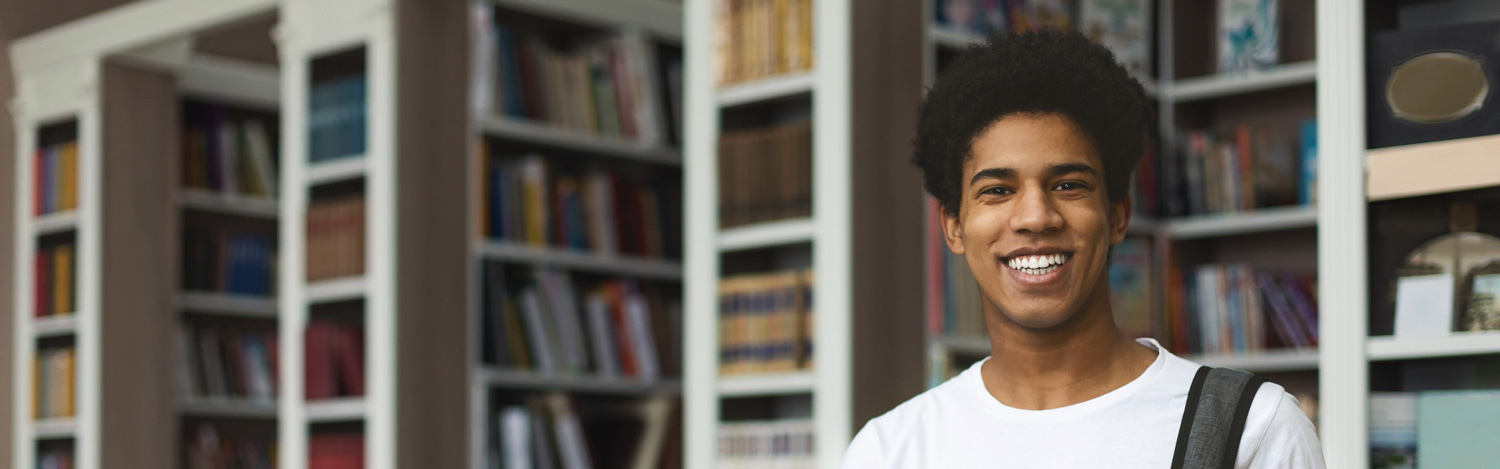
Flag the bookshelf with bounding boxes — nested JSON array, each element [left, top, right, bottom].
[[467, 1, 688, 468], [686, 0, 927, 467], [920, 0, 1324, 426]]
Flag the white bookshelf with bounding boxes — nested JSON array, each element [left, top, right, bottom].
[[305, 276, 369, 304], [33, 419, 79, 440], [179, 189, 278, 219], [1367, 332, 1500, 362], [1187, 349, 1320, 373], [718, 372, 819, 398], [717, 72, 817, 107], [475, 241, 683, 280], [476, 368, 682, 395], [477, 117, 681, 166], [304, 397, 369, 423], [1168, 61, 1318, 103], [33, 314, 80, 338], [178, 292, 278, 319], [305, 156, 369, 186], [489, 0, 682, 40], [33, 211, 80, 236], [179, 398, 279, 419], [717, 218, 817, 252], [1160, 205, 1318, 240]]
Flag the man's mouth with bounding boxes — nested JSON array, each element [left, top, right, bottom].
[[1003, 253, 1073, 276]]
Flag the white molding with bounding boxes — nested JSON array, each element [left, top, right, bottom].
[[10, 0, 278, 75], [717, 73, 817, 108], [179, 55, 281, 110], [1168, 61, 1317, 102], [717, 218, 816, 252], [304, 397, 368, 423], [812, 0, 854, 466], [489, 0, 682, 41], [179, 397, 279, 419], [1366, 134, 1500, 201], [1187, 348, 1320, 373], [179, 189, 278, 219], [305, 276, 368, 305], [178, 292, 278, 319], [682, 0, 721, 467], [305, 156, 369, 186], [478, 117, 681, 166], [478, 368, 683, 395], [928, 26, 983, 50], [1368, 332, 1500, 361], [33, 211, 81, 236], [1161, 205, 1318, 240], [475, 241, 683, 280], [33, 418, 79, 440], [33, 315, 80, 338], [718, 372, 817, 397]]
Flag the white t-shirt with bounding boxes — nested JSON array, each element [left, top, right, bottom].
[[842, 339, 1325, 468]]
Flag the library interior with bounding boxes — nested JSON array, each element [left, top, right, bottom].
[[3, 0, 1500, 468]]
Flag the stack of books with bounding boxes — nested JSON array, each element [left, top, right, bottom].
[[719, 269, 815, 375], [715, 0, 815, 86], [717, 122, 812, 228], [305, 195, 366, 281]]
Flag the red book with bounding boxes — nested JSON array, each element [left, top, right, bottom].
[[305, 322, 333, 399], [335, 325, 365, 396], [603, 281, 639, 377]]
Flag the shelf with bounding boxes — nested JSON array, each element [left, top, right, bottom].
[[1368, 331, 1500, 361], [928, 26, 984, 50], [305, 276, 367, 304], [179, 54, 280, 109], [1160, 205, 1317, 240], [489, 0, 682, 40], [305, 397, 367, 423], [718, 218, 816, 252], [478, 368, 682, 395], [306, 156, 368, 186], [1187, 348, 1319, 373], [33, 314, 78, 338], [33, 418, 77, 440], [932, 334, 990, 356], [476, 241, 682, 280], [1366, 133, 1500, 201], [718, 73, 816, 108], [718, 371, 816, 397], [1168, 61, 1317, 102], [179, 189, 278, 218], [178, 291, 278, 319], [180, 397, 278, 419], [478, 116, 681, 166], [34, 210, 79, 236]]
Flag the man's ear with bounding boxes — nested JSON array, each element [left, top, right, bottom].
[[941, 201, 966, 255], [1109, 193, 1132, 245]]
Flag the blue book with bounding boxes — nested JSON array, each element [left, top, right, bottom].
[[1299, 119, 1317, 205], [43, 146, 56, 214], [495, 27, 526, 118], [1417, 390, 1500, 467]]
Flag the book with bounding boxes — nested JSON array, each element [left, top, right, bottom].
[[1218, 0, 1279, 73], [1417, 390, 1500, 467], [1079, 0, 1151, 75], [715, 0, 815, 85], [1010, 0, 1076, 32], [1109, 238, 1153, 338], [1370, 392, 1417, 469]]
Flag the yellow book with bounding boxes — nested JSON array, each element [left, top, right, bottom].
[[54, 245, 73, 315], [62, 348, 76, 417], [33, 354, 42, 420], [521, 157, 549, 246], [799, 0, 814, 72], [61, 143, 78, 211]]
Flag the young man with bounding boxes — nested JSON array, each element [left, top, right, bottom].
[[841, 31, 1324, 467]]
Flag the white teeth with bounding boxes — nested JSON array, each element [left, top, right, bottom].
[[1007, 253, 1069, 274]]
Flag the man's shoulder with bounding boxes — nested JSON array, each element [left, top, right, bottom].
[[861, 369, 974, 436]]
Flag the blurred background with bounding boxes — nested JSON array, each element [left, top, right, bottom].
[[3, 0, 1500, 468]]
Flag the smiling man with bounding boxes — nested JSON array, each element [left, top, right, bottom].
[[840, 31, 1324, 468]]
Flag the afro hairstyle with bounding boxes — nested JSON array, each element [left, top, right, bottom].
[[914, 29, 1154, 217]]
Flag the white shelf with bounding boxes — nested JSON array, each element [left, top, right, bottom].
[[1168, 61, 1317, 102], [33, 418, 78, 440], [179, 397, 278, 419], [1161, 205, 1318, 240], [932, 334, 990, 356], [479, 117, 681, 166], [478, 368, 682, 394], [718, 371, 817, 397], [718, 218, 816, 252], [178, 291, 278, 319], [34, 210, 79, 236], [928, 26, 983, 50], [1188, 348, 1319, 373], [33, 314, 78, 338], [305, 156, 368, 186], [305, 276, 367, 304], [179, 54, 280, 109], [305, 397, 367, 423], [1368, 332, 1500, 361], [179, 189, 278, 218], [477, 241, 682, 280], [489, 0, 682, 40], [718, 73, 816, 108]]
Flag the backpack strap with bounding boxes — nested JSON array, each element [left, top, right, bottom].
[[1170, 366, 1266, 469]]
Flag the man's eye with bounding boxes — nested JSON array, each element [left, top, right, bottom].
[[982, 187, 1014, 196], [1054, 182, 1085, 191]]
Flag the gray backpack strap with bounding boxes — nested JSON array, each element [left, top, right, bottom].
[[1170, 366, 1266, 469]]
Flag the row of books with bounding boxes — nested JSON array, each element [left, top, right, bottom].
[[177, 325, 279, 403], [182, 104, 278, 198], [33, 347, 76, 420], [718, 122, 813, 228], [473, 18, 670, 146], [490, 395, 680, 469], [1371, 390, 1500, 468], [716, 0, 814, 85], [37, 447, 74, 469], [182, 227, 275, 296], [719, 269, 815, 375], [1165, 264, 1319, 355], [305, 320, 365, 400], [306, 195, 366, 281], [308, 74, 367, 163], [309, 433, 363, 469], [33, 244, 74, 318], [480, 153, 682, 259], [483, 264, 680, 380], [933, 0, 1152, 76], [33, 142, 78, 216], [184, 425, 275, 469], [1159, 121, 1316, 217], [716, 419, 815, 469]]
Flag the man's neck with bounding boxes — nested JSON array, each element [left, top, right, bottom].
[[978, 292, 1157, 411]]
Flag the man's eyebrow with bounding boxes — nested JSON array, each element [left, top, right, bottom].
[[969, 167, 1017, 185], [1048, 163, 1097, 178]]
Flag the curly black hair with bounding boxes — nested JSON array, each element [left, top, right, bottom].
[[915, 29, 1154, 216]]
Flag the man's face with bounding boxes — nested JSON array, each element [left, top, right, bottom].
[[941, 112, 1129, 330]]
